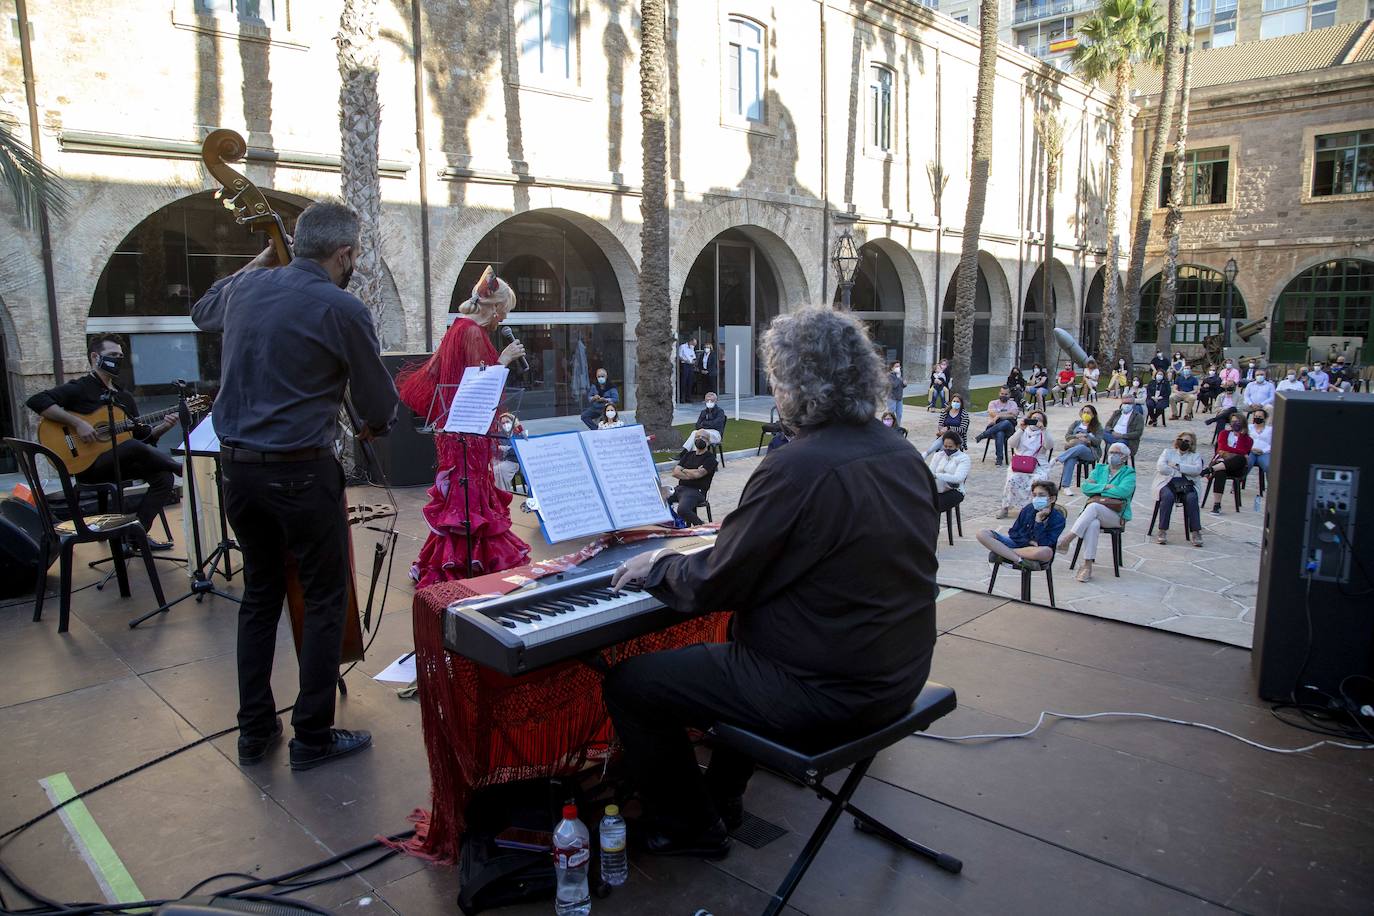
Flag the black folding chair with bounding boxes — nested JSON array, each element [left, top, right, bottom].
[[709, 684, 961, 916], [3, 438, 167, 634]]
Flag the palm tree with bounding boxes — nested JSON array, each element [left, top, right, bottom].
[[1124, 0, 1183, 360], [949, 0, 1000, 398], [1156, 2, 1196, 352], [1035, 111, 1065, 364], [0, 121, 71, 230], [337, 0, 389, 346], [1072, 0, 1164, 368], [635, 0, 680, 448]]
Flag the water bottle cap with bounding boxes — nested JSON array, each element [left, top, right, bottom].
[[604, 804, 619, 816], [562, 804, 578, 820]]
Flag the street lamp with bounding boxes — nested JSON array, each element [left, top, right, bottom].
[[832, 231, 860, 309], [1222, 257, 1238, 348]]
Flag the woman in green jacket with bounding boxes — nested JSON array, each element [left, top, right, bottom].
[[1056, 441, 1136, 582]]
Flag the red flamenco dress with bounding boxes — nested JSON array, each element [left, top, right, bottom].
[[396, 317, 530, 586]]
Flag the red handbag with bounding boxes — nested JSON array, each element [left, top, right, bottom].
[[1010, 454, 1037, 474]]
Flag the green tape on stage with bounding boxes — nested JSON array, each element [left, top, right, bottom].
[[41, 772, 144, 905]]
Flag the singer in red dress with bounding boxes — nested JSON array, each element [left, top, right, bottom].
[[397, 268, 531, 586]]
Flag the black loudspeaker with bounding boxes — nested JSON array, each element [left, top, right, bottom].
[[370, 353, 438, 487], [0, 497, 52, 598], [1253, 391, 1374, 701]]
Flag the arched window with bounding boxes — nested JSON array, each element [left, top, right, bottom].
[[679, 228, 781, 397], [940, 270, 992, 375], [1271, 259, 1374, 361], [725, 17, 765, 122], [833, 243, 904, 365], [1136, 265, 1243, 344]]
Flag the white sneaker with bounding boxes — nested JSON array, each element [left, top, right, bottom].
[[1061, 487, 1074, 496]]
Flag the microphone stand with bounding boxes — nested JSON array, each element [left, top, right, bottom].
[[129, 380, 241, 628]]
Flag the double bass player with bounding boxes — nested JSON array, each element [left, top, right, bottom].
[[192, 202, 398, 771]]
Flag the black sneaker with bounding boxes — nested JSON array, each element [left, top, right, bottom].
[[714, 795, 745, 832], [289, 728, 372, 771], [238, 717, 284, 766], [1210, 504, 1222, 515], [642, 818, 731, 860]]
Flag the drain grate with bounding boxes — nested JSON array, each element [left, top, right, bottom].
[[730, 811, 788, 849]]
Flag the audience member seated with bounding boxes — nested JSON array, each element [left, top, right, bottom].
[[1169, 351, 1186, 378], [1203, 414, 1252, 514], [1106, 358, 1129, 398], [925, 431, 970, 518], [1329, 356, 1355, 392], [1146, 371, 1171, 426], [1247, 407, 1272, 478], [1170, 366, 1200, 419], [1080, 359, 1101, 401], [927, 360, 949, 411], [1006, 366, 1027, 406], [1309, 361, 1331, 392], [691, 392, 727, 446], [1154, 431, 1205, 547], [1051, 405, 1102, 496], [493, 411, 524, 492], [1243, 369, 1275, 410], [1198, 366, 1222, 412], [973, 387, 1022, 467], [1239, 359, 1259, 390], [999, 411, 1051, 519], [1102, 396, 1144, 457], [1150, 349, 1169, 376], [580, 367, 620, 429], [1056, 442, 1136, 582], [1126, 376, 1146, 403], [924, 393, 971, 457], [666, 433, 717, 525], [1297, 366, 1312, 389], [1276, 370, 1304, 394], [1026, 363, 1050, 412], [1220, 359, 1239, 388], [1051, 361, 1077, 406], [977, 480, 1064, 570], [880, 410, 901, 432], [598, 402, 624, 429]]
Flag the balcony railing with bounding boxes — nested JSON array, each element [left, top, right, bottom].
[[1013, 0, 1092, 24]]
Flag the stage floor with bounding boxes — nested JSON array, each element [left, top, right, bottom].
[[0, 488, 1370, 915]]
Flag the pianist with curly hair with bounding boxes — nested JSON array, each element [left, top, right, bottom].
[[605, 306, 940, 857]]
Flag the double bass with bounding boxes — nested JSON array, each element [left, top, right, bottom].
[[199, 128, 392, 666]]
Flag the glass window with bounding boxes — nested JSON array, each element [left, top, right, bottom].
[[1159, 146, 1230, 207], [196, 0, 277, 23], [1136, 266, 1242, 344], [1260, 0, 1304, 11], [869, 65, 894, 152], [1310, 0, 1337, 28], [1272, 260, 1374, 361], [1312, 130, 1374, 196], [955, 13, 969, 22], [1212, 24, 1236, 46], [1194, 0, 1213, 27], [725, 17, 764, 122], [1260, 6, 1308, 38], [518, 0, 573, 81]]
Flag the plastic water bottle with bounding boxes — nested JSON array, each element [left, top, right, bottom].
[[1253, 492, 1262, 512], [553, 805, 591, 916], [599, 805, 628, 887]]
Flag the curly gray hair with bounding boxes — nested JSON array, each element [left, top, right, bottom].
[[761, 306, 888, 428]]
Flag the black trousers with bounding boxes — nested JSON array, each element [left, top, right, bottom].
[[603, 641, 916, 835], [935, 489, 963, 513], [222, 456, 350, 746], [78, 439, 179, 532], [668, 486, 708, 525]]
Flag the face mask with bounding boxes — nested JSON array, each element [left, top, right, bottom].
[[943, 446, 958, 456], [1249, 362, 1256, 368], [1155, 374, 1163, 381], [1032, 496, 1050, 511], [705, 399, 717, 408], [1080, 412, 1092, 422], [96, 353, 124, 374], [1225, 363, 1233, 368], [1287, 373, 1296, 381], [694, 437, 707, 450], [1230, 421, 1243, 431], [893, 365, 901, 374], [951, 401, 961, 410], [882, 418, 894, 427], [606, 410, 617, 420], [1176, 440, 1190, 451], [1256, 375, 1266, 382], [1181, 369, 1191, 377], [337, 251, 356, 290], [1026, 417, 1039, 427], [1108, 454, 1124, 467], [597, 375, 608, 384], [1156, 351, 1162, 357]]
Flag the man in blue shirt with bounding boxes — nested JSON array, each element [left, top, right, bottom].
[[1244, 370, 1276, 409], [1309, 362, 1331, 392], [1169, 366, 1200, 420]]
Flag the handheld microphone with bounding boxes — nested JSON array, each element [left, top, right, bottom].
[[500, 326, 530, 373]]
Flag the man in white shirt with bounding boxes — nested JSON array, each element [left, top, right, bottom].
[[1243, 370, 1275, 409], [1276, 370, 1304, 394], [924, 431, 971, 515], [677, 337, 697, 403]]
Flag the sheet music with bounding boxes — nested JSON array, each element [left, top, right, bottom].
[[512, 433, 612, 543], [444, 366, 509, 434], [579, 425, 671, 529], [187, 412, 221, 453]]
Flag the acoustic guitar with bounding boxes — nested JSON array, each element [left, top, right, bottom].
[[38, 396, 211, 474]]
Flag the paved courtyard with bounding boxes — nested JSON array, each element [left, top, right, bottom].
[[687, 396, 1263, 648]]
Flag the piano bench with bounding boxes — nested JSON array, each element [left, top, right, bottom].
[[708, 683, 961, 916]]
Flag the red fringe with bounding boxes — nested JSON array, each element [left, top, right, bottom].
[[385, 530, 728, 865]]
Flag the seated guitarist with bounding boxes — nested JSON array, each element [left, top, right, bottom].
[[26, 333, 180, 548]]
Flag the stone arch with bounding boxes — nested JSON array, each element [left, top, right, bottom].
[[847, 234, 930, 374], [938, 250, 1014, 376], [669, 198, 813, 314], [1021, 258, 1075, 367], [1261, 250, 1374, 322], [1137, 264, 1245, 350], [1268, 257, 1374, 362]]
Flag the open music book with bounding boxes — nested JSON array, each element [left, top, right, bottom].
[[511, 424, 671, 544]]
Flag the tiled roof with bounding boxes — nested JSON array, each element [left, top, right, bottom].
[[1133, 20, 1374, 96]]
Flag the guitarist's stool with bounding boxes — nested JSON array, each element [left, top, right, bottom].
[[709, 683, 961, 916]]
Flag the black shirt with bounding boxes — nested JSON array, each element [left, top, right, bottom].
[[675, 449, 717, 492], [191, 259, 398, 452], [27, 374, 155, 442], [695, 405, 726, 435], [646, 418, 939, 713]]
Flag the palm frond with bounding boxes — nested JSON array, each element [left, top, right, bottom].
[[0, 124, 73, 230], [1072, 0, 1166, 83]]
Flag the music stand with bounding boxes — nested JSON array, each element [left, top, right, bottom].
[[416, 378, 525, 578], [129, 382, 241, 628]]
